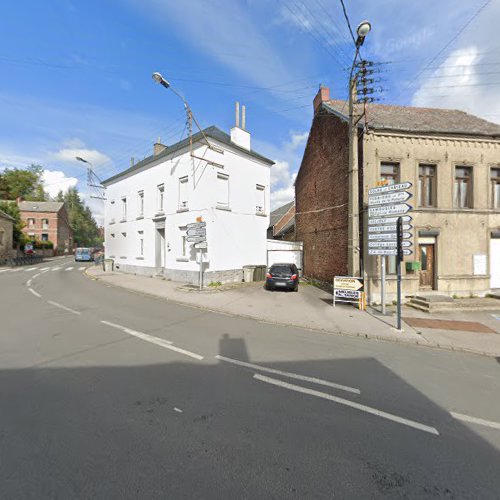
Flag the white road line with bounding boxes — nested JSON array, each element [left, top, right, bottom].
[[0, 269, 9, 273], [11, 268, 22, 272], [79, 266, 86, 270], [450, 412, 500, 430], [27, 279, 32, 287], [65, 267, 74, 271], [28, 288, 41, 298], [174, 407, 183, 413], [254, 374, 440, 436], [216, 355, 360, 394], [40, 267, 50, 271], [51, 267, 61, 271], [47, 301, 81, 315], [33, 273, 40, 279], [100, 320, 203, 360], [25, 267, 39, 272]]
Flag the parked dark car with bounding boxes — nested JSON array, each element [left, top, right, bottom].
[[265, 263, 299, 291]]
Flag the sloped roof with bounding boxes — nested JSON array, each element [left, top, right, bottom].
[[0, 208, 15, 222], [18, 201, 64, 213], [323, 100, 500, 138], [269, 200, 294, 228], [102, 125, 274, 185]]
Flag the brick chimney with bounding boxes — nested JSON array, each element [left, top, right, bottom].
[[313, 84, 330, 114], [153, 137, 167, 156]]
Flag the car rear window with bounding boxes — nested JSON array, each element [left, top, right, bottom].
[[270, 265, 293, 274]]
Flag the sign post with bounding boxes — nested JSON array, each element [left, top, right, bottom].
[[333, 276, 365, 310], [186, 220, 207, 290], [367, 181, 413, 322]]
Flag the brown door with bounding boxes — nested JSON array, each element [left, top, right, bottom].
[[419, 244, 435, 289]]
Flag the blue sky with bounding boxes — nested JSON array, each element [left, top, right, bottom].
[[1, 0, 499, 222]]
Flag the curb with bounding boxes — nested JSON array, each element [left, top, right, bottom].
[[83, 268, 498, 359]]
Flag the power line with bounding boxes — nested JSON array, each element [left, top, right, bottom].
[[338, 0, 356, 45], [394, 0, 493, 100]]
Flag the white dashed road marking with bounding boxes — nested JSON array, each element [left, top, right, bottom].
[[25, 267, 39, 272], [28, 288, 41, 298], [174, 408, 183, 413], [100, 320, 203, 360], [27, 279, 32, 287], [216, 355, 360, 394], [40, 267, 50, 271], [254, 374, 440, 436], [51, 267, 61, 271], [450, 412, 500, 430], [47, 301, 81, 315], [65, 267, 74, 271], [0, 269, 9, 273]]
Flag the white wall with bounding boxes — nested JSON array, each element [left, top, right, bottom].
[[104, 137, 271, 274]]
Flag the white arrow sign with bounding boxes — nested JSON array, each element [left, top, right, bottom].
[[368, 240, 413, 248], [368, 248, 413, 256], [368, 203, 412, 217], [186, 222, 206, 229], [368, 182, 412, 196], [368, 191, 412, 206], [194, 241, 208, 249], [368, 224, 413, 233], [187, 235, 206, 243], [187, 228, 206, 237], [368, 232, 412, 241], [368, 216, 412, 225]]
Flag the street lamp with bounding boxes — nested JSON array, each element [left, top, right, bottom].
[[347, 20, 371, 277], [355, 21, 371, 47]]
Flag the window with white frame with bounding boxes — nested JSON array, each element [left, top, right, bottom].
[[157, 184, 165, 212], [138, 230, 144, 256], [178, 177, 188, 210], [137, 191, 144, 217], [216, 173, 229, 209], [178, 226, 188, 259], [28, 218, 35, 228], [42, 218, 49, 229], [121, 197, 127, 220], [491, 167, 500, 209], [256, 184, 265, 214]]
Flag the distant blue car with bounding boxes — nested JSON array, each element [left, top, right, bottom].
[[75, 248, 93, 262]]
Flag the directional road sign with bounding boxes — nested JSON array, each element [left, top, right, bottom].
[[368, 240, 412, 249], [368, 224, 412, 233], [368, 248, 413, 256], [368, 182, 412, 196], [368, 203, 412, 218], [187, 228, 206, 237], [368, 232, 412, 241], [187, 235, 206, 243], [333, 277, 363, 291], [368, 191, 412, 206], [368, 215, 412, 225], [334, 289, 361, 300], [194, 241, 208, 249], [186, 221, 206, 229]]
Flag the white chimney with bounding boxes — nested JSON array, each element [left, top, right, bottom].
[[230, 102, 251, 150]]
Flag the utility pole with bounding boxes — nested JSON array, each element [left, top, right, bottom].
[[347, 76, 360, 277]]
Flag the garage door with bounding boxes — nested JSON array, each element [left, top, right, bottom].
[[491, 238, 500, 289]]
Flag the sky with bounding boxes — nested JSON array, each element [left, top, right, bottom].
[[1, 0, 499, 224]]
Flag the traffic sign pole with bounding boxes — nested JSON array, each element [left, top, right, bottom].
[[396, 216, 403, 331]]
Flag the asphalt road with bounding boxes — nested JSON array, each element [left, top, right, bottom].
[[1, 257, 500, 499]]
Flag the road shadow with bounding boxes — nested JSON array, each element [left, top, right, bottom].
[[1, 337, 499, 498]]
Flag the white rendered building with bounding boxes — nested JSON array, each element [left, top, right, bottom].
[[102, 119, 273, 284]]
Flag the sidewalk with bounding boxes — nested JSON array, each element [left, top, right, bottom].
[[85, 267, 500, 357]]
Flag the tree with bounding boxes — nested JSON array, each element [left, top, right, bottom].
[[0, 164, 47, 201], [0, 201, 26, 247], [62, 188, 102, 247]]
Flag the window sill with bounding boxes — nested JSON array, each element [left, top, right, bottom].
[[176, 258, 189, 262], [119, 256, 127, 259], [119, 219, 127, 223], [136, 257, 144, 260], [177, 208, 189, 213], [109, 221, 115, 225], [255, 212, 267, 217], [155, 211, 165, 217], [136, 215, 144, 220], [216, 205, 231, 212], [109, 255, 115, 258]]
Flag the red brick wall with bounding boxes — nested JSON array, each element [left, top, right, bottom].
[[295, 111, 349, 282], [273, 204, 295, 239]]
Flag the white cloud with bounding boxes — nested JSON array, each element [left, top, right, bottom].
[[53, 145, 111, 167], [271, 160, 291, 188], [271, 180, 296, 210], [42, 169, 78, 198], [288, 131, 308, 150]]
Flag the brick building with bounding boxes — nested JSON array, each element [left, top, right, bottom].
[[295, 86, 500, 301], [0, 208, 15, 261], [18, 200, 73, 254], [268, 201, 295, 240]]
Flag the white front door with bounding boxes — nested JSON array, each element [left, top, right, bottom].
[[490, 238, 500, 289]]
